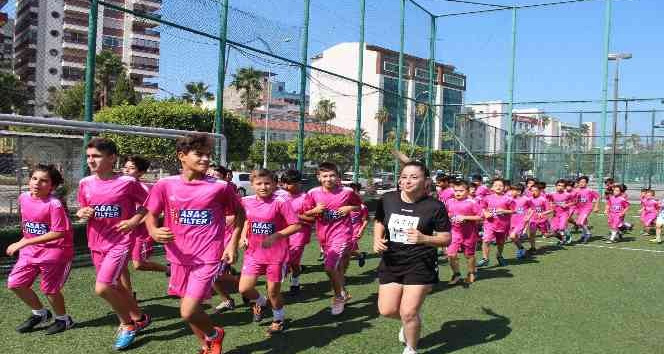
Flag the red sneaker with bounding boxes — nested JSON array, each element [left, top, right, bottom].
[[205, 327, 225, 354]]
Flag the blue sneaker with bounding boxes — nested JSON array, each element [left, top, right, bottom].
[[114, 325, 137, 350], [497, 256, 508, 266], [476, 258, 489, 267], [564, 233, 573, 245], [515, 249, 526, 260]]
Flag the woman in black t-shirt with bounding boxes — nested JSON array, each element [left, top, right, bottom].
[[373, 161, 451, 354]]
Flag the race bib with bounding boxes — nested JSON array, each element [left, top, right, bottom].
[[387, 214, 420, 244]]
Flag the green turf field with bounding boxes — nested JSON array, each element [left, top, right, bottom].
[[1, 211, 663, 354]]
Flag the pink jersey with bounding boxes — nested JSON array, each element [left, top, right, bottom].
[[445, 197, 482, 238], [77, 174, 148, 252], [18, 192, 73, 263], [242, 193, 300, 264], [475, 185, 491, 198], [641, 197, 659, 219], [130, 182, 152, 242], [575, 188, 599, 212], [549, 191, 575, 214], [481, 193, 514, 232], [437, 187, 455, 202], [144, 175, 240, 265], [511, 195, 533, 226], [607, 195, 629, 229], [286, 192, 312, 247], [305, 186, 362, 243], [530, 195, 550, 223], [350, 204, 369, 239]]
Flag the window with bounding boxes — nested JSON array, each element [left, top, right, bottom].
[[383, 61, 408, 77], [414, 68, 429, 80], [238, 173, 250, 182], [103, 18, 123, 29], [443, 73, 465, 87], [103, 36, 122, 48], [50, 30, 60, 37]]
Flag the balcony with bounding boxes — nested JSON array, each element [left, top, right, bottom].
[[16, 0, 38, 19], [132, 26, 160, 38], [64, 0, 89, 14], [63, 16, 89, 31], [131, 44, 159, 55]]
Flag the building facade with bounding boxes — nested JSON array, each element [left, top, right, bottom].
[[0, 0, 13, 74], [308, 42, 466, 149], [14, 0, 161, 116]]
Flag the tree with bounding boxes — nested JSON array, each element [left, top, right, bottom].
[[50, 83, 85, 119], [359, 128, 370, 141], [415, 103, 428, 118], [374, 106, 390, 140], [296, 134, 370, 173], [231, 67, 263, 121], [385, 129, 408, 144], [313, 98, 336, 134], [96, 50, 126, 108], [249, 140, 294, 169], [0, 72, 29, 114], [110, 74, 139, 107], [182, 81, 214, 106], [95, 100, 253, 171]]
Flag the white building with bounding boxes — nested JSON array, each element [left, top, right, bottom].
[[308, 42, 466, 149], [14, 0, 161, 116]]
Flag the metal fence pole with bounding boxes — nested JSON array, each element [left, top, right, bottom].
[[297, 0, 311, 172], [353, 0, 366, 183], [216, 0, 229, 165], [82, 0, 99, 178], [598, 0, 613, 197], [426, 15, 436, 169], [394, 0, 406, 178], [505, 6, 517, 180], [648, 109, 655, 189]]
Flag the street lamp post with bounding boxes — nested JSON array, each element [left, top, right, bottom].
[[650, 111, 664, 189], [608, 52, 632, 179]]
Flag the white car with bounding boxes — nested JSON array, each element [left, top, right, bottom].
[[341, 172, 368, 188], [232, 171, 253, 196]]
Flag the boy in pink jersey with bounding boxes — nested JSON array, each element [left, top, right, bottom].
[[574, 176, 600, 243], [477, 178, 514, 267], [471, 174, 492, 199], [525, 177, 537, 197], [280, 169, 316, 296], [119, 155, 169, 299], [349, 183, 369, 268], [549, 179, 577, 245], [640, 189, 659, 237], [435, 175, 454, 203], [76, 138, 151, 350], [605, 184, 630, 243], [445, 180, 483, 285], [303, 162, 362, 316], [508, 184, 534, 260], [528, 182, 553, 253], [144, 134, 245, 354], [7, 165, 74, 335], [238, 169, 301, 335]]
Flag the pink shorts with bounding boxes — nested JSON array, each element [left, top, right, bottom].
[[575, 209, 593, 226], [550, 212, 570, 232], [608, 214, 624, 230], [287, 245, 306, 269], [482, 227, 508, 245], [641, 213, 657, 227], [8, 258, 72, 295], [168, 263, 220, 300], [323, 236, 351, 271], [447, 233, 478, 257], [131, 236, 154, 262], [529, 221, 550, 235], [509, 221, 528, 236], [241, 256, 287, 283], [91, 245, 130, 285]]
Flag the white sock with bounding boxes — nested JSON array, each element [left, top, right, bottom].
[[255, 295, 267, 307], [273, 307, 285, 321], [610, 231, 617, 240], [291, 276, 300, 287], [55, 314, 71, 322], [32, 309, 48, 317]]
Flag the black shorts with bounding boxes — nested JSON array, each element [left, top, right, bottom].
[[378, 257, 439, 285]]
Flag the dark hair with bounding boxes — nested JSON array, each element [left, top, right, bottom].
[[281, 169, 302, 184], [250, 168, 276, 182], [402, 160, 430, 178], [555, 179, 567, 186], [641, 188, 648, 193], [605, 177, 614, 184], [30, 164, 64, 189], [87, 137, 118, 156], [215, 165, 229, 176], [349, 182, 362, 192], [435, 174, 449, 183], [126, 155, 150, 173], [619, 183, 627, 192], [471, 174, 483, 183], [491, 177, 504, 186], [566, 180, 575, 187], [510, 183, 525, 192], [452, 179, 469, 189], [577, 176, 589, 183], [526, 177, 537, 183], [176, 134, 213, 154], [535, 182, 546, 190], [317, 162, 339, 175]]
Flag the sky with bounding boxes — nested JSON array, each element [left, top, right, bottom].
[[4, 0, 663, 136]]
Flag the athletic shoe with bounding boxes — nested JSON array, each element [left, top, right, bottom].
[[242, 296, 251, 306], [341, 291, 352, 303], [251, 303, 264, 322], [204, 327, 225, 354], [289, 285, 301, 296], [398, 326, 406, 345], [358, 252, 367, 267], [215, 299, 236, 313], [318, 252, 325, 262], [114, 324, 137, 350], [605, 239, 616, 244], [497, 256, 507, 266], [331, 296, 345, 316], [564, 233, 573, 245], [465, 272, 476, 284], [266, 320, 285, 336], [515, 249, 526, 260], [649, 238, 662, 244], [402, 346, 417, 354], [134, 313, 152, 332], [448, 272, 462, 285], [476, 258, 489, 267], [556, 239, 564, 246], [16, 310, 52, 333], [45, 316, 75, 335], [618, 232, 624, 240]]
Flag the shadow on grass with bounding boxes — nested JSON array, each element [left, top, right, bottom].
[[283, 268, 377, 306], [419, 307, 511, 353]]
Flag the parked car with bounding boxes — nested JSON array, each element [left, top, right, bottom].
[[341, 172, 368, 188], [232, 171, 253, 196]]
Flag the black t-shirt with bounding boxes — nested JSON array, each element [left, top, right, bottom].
[[375, 191, 451, 266]]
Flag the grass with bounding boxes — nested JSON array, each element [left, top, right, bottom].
[[1, 211, 663, 354]]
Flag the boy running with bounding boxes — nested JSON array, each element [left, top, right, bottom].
[[605, 184, 629, 244], [349, 183, 369, 268], [549, 179, 576, 245], [574, 176, 599, 243], [144, 134, 245, 354], [435, 175, 454, 203], [477, 178, 514, 267], [640, 189, 659, 237], [445, 180, 483, 285], [528, 182, 552, 254], [508, 184, 533, 259]]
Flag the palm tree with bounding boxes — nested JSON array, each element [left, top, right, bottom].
[[386, 129, 408, 143], [374, 106, 390, 141], [415, 103, 428, 118], [96, 50, 126, 108], [231, 67, 263, 122], [182, 81, 214, 106], [359, 128, 370, 141], [313, 98, 336, 134]]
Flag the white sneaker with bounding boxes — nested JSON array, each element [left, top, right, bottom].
[[331, 296, 345, 316], [402, 346, 417, 354], [398, 326, 406, 345]]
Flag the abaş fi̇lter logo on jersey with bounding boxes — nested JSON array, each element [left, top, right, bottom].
[[251, 221, 275, 235], [94, 205, 121, 218], [178, 209, 212, 225], [24, 221, 49, 235]]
